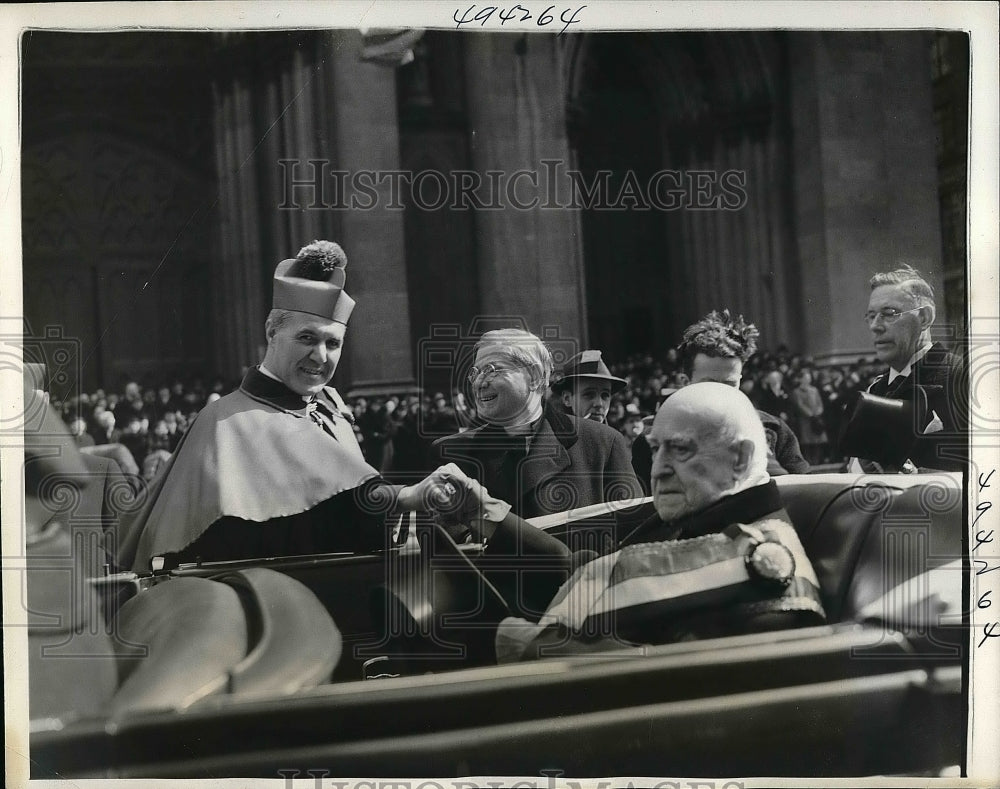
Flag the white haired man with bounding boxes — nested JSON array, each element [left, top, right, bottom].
[[438, 383, 825, 661], [433, 329, 642, 530], [117, 241, 463, 571], [849, 265, 967, 472]]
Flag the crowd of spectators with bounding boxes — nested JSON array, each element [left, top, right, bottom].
[[604, 348, 885, 465], [55, 346, 884, 484], [53, 376, 235, 483]]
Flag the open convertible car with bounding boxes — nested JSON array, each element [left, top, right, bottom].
[[29, 472, 966, 778]]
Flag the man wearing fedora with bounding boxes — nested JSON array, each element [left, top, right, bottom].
[[433, 330, 643, 531], [551, 349, 627, 425], [117, 241, 462, 571], [847, 265, 967, 472]]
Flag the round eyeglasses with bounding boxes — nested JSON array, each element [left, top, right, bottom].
[[467, 362, 519, 383], [863, 307, 922, 326]]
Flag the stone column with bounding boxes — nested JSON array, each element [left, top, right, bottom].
[[788, 32, 944, 363], [327, 31, 416, 395], [211, 34, 334, 378], [211, 32, 415, 392], [211, 68, 266, 377], [462, 34, 586, 345]]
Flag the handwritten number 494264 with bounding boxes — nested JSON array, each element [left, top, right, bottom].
[[974, 469, 999, 649], [454, 5, 586, 34]]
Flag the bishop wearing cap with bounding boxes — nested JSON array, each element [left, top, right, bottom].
[[117, 241, 460, 571]]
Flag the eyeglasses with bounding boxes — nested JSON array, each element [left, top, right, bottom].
[[863, 307, 923, 326], [467, 362, 520, 383]]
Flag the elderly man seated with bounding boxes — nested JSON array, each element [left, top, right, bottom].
[[438, 383, 826, 662]]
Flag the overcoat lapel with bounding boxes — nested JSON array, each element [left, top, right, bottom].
[[517, 411, 574, 507]]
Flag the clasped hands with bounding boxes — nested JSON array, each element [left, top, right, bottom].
[[396, 463, 511, 535]]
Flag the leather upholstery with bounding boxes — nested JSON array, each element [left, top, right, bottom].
[[773, 473, 962, 624], [372, 474, 963, 671], [538, 473, 962, 627]]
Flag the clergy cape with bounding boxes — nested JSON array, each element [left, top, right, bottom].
[[495, 481, 825, 662], [117, 368, 379, 571]]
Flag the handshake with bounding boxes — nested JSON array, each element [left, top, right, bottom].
[[397, 463, 512, 536]]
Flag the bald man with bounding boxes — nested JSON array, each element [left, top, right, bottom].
[[441, 384, 826, 661]]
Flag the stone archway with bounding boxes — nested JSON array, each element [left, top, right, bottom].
[[565, 32, 803, 360], [21, 32, 217, 394]]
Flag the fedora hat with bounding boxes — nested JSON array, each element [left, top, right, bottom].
[[552, 350, 627, 392]]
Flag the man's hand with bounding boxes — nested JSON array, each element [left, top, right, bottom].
[[432, 472, 512, 541], [396, 463, 472, 513]]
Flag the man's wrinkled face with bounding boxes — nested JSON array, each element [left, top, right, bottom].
[[649, 403, 739, 522], [868, 283, 926, 371], [264, 312, 346, 396], [562, 377, 612, 422], [690, 354, 742, 387], [471, 346, 536, 425]]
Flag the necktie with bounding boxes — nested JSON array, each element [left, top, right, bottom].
[[884, 374, 911, 397]]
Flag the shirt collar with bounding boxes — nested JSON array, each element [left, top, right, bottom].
[[478, 410, 544, 449], [503, 411, 543, 437], [258, 363, 280, 382], [888, 341, 932, 383], [486, 399, 543, 436], [242, 366, 323, 412], [259, 363, 314, 403]]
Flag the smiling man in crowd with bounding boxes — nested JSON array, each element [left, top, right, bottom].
[[850, 265, 967, 472], [433, 329, 642, 530], [117, 241, 461, 571], [438, 382, 825, 661]]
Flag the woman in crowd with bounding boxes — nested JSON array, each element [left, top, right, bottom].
[[790, 369, 828, 465]]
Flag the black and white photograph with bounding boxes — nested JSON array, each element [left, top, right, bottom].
[[2, 2, 998, 786]]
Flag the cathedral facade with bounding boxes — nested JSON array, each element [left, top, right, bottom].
[[21, 29, 966, 398]]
